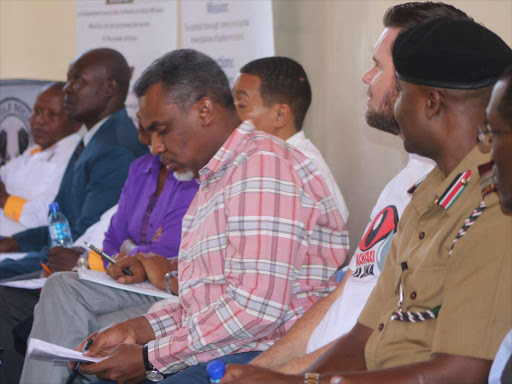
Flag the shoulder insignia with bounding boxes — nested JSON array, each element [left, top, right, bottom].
[[437, 170, 471, 210], [478, 161, 496, 198]]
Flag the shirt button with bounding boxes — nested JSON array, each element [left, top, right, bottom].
[[419, 232, 425, 240], [410, 291, 417, 300], [378, 323, 384, 331]]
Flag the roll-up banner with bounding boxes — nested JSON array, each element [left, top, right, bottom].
[[75, 0, 274, 117], [76, 0, 178, 120], [181, 0, 274, 84]]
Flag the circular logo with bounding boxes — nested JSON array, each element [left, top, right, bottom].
[[0, 97, 32, 165]]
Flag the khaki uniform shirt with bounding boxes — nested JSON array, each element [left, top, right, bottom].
[[359, 146, 512, 369]]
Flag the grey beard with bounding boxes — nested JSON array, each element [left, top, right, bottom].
[[173, 170, 195, 182]]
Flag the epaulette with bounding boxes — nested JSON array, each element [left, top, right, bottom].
[[436, 170, 471, 210], [478, 160, 496, 198]]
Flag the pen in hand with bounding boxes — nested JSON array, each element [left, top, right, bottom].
[[65, 338, 93, 384], [84, 241, 133, 276]]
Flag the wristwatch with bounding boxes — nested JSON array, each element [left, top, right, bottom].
[[143, 344, 164, 382], [164, 270, 178, 296], [304, 372, 320, 384]]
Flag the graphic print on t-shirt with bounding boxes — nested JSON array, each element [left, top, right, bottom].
[[352, 205, 399, 279]]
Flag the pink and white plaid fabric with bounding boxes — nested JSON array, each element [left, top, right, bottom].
[[145, 122, 349, 373]]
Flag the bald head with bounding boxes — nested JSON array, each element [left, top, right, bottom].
[[77, 48, 131, 102], [64, 48, 131, 128]]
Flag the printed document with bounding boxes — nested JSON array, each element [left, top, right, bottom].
[[27, 338, 104, 363], [78, 268, 179, 300]]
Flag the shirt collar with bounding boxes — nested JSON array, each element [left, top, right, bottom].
[[142, 154, 161, 174], [83, 116, 109, 146], [198, 120, 255, 183], [286, 130, 305, 146], [53, 131, 82, 150], [30, 131, 82, 158], [410, 145, 490, 216]]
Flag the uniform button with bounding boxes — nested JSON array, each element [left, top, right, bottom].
[[410, 291, 417, 300], [378, 323, 384, 331], [419, 232, 425, 240]]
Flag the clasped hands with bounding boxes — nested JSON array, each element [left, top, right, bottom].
[[107, 252, 178, 294]]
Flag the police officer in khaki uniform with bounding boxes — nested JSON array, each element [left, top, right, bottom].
[[221, 18, 512, 384]]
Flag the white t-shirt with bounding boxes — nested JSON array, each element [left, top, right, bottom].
[[489, 329, 512, 384], [287, 131, 349, 223], [306, 154, 435, 353]]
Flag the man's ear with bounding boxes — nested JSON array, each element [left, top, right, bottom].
[[104, 79, 116, 99], [197, 98, 214, 126], [426, 89, 442, 120], [274, 104, 292, 128]]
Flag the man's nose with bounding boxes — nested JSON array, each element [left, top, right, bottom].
[[150, 134, 165, 155], [63, 81, 72, 94], [362, 67, 375, 85], [34, 112, 46, 124]]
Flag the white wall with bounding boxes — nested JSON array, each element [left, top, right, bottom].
[[2, 0, 511, 258], [273, 0, 512, 259]]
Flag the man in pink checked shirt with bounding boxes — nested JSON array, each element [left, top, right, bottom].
[[75, 49, 348, 384]]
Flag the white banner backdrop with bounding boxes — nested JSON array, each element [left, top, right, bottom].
[[181, 0, 274, 84], [76, 0, 178, 119]]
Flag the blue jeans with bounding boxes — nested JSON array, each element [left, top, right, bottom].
[[92, 351, 261, 384]]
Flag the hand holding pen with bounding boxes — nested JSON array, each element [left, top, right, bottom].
[[65, 338, 93, 384], [84, 241, 133, 276]]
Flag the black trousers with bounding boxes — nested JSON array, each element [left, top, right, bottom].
[[0, 285, 40, 384]]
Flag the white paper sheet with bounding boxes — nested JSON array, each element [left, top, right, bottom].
[[27, 338, 104, 363], [78, 268, 179, 300], [0, 277, 46, 289]]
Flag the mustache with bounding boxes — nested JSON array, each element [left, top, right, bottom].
[[159, 155, 170, 164], [367, 87, 373, 99]]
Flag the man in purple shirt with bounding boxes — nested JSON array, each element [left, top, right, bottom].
[[19, 130, 199, 384], [102, 152, 198, 267]]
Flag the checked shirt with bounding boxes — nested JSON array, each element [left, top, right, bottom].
[[144, 122, 349, 373]]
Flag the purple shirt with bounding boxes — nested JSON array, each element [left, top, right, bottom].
[[102, 154, 198, 262]]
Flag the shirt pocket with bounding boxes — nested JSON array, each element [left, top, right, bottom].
[[402, 266, 446, 349]]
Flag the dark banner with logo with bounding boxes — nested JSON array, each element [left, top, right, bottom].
[[0, 79, 52, 166]]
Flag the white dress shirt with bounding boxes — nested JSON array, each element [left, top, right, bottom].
[[287, 131, 350, 223], [0, 131, 83, 235]]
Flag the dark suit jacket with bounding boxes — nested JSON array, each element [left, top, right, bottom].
[[12, 109, 148, 252]]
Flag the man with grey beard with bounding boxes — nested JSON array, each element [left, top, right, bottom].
[[19, 127, 199, 384]]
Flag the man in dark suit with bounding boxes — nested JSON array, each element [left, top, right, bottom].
[[0, 47, 148, 277], [0, 48, 148, 383]]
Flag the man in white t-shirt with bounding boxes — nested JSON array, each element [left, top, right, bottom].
[[222, 2, 471, 380], [0, 82, 82, 236], [232, 56, 349, 224]]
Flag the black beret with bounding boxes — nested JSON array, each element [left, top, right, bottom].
[[392, 18, 512, 89]]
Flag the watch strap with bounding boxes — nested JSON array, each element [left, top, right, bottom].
[[143, 344, 155, 371], [304, 372, 320, 384]]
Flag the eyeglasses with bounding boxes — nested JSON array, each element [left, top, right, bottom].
[[478, 124, 512, 146]]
